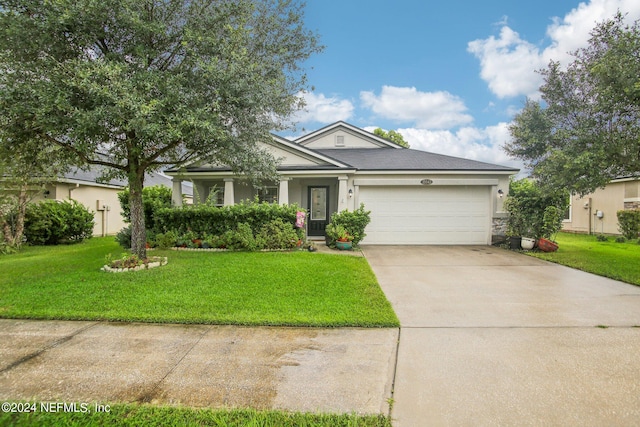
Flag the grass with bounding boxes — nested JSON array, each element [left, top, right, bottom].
[[0, 404, 392, 427], [528, 232, 640, 286], [0, 237, 398, 327]]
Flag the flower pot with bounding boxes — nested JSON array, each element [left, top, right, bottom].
[[520, 237, 536, 250], [537, 238, 558, 252], [509, 236, 522, 250], [335, 240, 352, 251]]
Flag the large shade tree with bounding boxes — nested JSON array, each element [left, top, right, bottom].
[[373, 127, 410, 148], [505, 12, 640, 196], [0, 0, 321, 258]]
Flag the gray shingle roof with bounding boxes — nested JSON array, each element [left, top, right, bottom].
[[63, 166, 127, 187], [62, 167, 193, 196], [316, 148, 518, 172]]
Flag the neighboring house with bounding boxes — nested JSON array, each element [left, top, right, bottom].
[[166, 122, 519, 245], [563, 177, 640, 235], [32, 168, 193, 236]]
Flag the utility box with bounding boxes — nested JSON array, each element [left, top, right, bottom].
[[96, 200, 105, 211]]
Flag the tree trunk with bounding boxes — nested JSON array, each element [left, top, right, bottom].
[[1, 183, 28, 248], [12, 185, 28, 247], [129, 172, 147, 259]]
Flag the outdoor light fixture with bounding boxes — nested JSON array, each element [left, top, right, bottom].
[[497, 189, 504, 198], [348, 189, 353, 198]]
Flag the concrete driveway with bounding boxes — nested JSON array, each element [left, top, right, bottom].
[[363, 245, 640, 427]]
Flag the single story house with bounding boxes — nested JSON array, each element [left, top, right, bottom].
[[33, 168, 193, 236], [166, 122, 519, 245], [563, 176, 640, 235]]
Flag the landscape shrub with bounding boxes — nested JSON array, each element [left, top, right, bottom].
[[327, 203, 371, 246], [617, 210, 640, 240], [257, 218, 298, 250], [24, 200, 94, 245], [115, 225, 132, 249], [218, 223, 256, 251], [504, 179, 568, 239], [154, 231, 177, 250]]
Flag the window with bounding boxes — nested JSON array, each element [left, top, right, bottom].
[[310, 187, 327, 220], [257, 186, 278, 204], [208, 186, 224, 206]]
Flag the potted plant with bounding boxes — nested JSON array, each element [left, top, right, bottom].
[[520, 235, 536, 250], [503, 179, 568, 252], [505, 209, 524, 250], [326, 223, 352, 250]]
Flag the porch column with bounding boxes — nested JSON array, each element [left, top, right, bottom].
[[223, 178, 235, 206], [171, 178, 183, 207], [278, 178, 290, 205], [338, 175, 349, 212]]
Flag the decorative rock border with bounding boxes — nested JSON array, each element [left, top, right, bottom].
[[170, 247, 314, 252], [171, 247, 228, 252], [101, 257, 168, 273]]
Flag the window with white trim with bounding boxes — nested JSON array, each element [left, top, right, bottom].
[[257, 186, 278, 204], [208, 186, 224, 206]]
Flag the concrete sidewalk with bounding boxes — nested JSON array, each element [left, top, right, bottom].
[[0, 320, 397, 414], [363, 245, 640, 426]]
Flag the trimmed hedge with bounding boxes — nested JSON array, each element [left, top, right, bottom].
[[154, 200, 301, 237], [617, 210, 640, 240]]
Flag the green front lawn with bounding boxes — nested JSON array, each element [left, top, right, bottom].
[[0, 404, 392, 427], [0, 238, 399, 327], [528, 232, 640, 286]]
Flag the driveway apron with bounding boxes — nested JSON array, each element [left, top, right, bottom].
[[362, 245, 640, 427]]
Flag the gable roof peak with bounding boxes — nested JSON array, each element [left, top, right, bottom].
[[295, 121, 403, 149]]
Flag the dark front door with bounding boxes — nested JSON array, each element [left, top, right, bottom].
[[308, 186, 329, 236]]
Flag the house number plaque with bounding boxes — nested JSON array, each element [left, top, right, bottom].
[[420, 179, 433, 185]]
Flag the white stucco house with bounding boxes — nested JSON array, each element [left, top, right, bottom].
[[562, 176, 640, 236], [165, 121, 519, 245]]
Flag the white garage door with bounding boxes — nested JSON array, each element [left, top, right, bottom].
[[358, 186, 491, 245]]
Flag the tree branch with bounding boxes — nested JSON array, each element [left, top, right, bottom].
[[41, 134, 127, 171], [150, 152, 199, 166], [141, 139, 185, 168], [96, 38, 109, 56]]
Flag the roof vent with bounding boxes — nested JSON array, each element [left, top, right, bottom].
[[335, 135, 345, 147]]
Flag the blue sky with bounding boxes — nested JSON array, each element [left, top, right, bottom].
[[283, 0, 640, 171]]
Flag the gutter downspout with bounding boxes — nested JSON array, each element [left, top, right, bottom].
[[589, 197, 595, 234], [68, 183, 80, 200]]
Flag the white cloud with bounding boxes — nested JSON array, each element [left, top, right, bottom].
[[468, 0, 640, 99], [360, 85, 473, 129], [292, 91, 354, 124], [468, 27, 545, 99], [397, 123, 524, 171]]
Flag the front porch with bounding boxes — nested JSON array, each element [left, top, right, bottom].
[[170, 174, 355, 237]]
